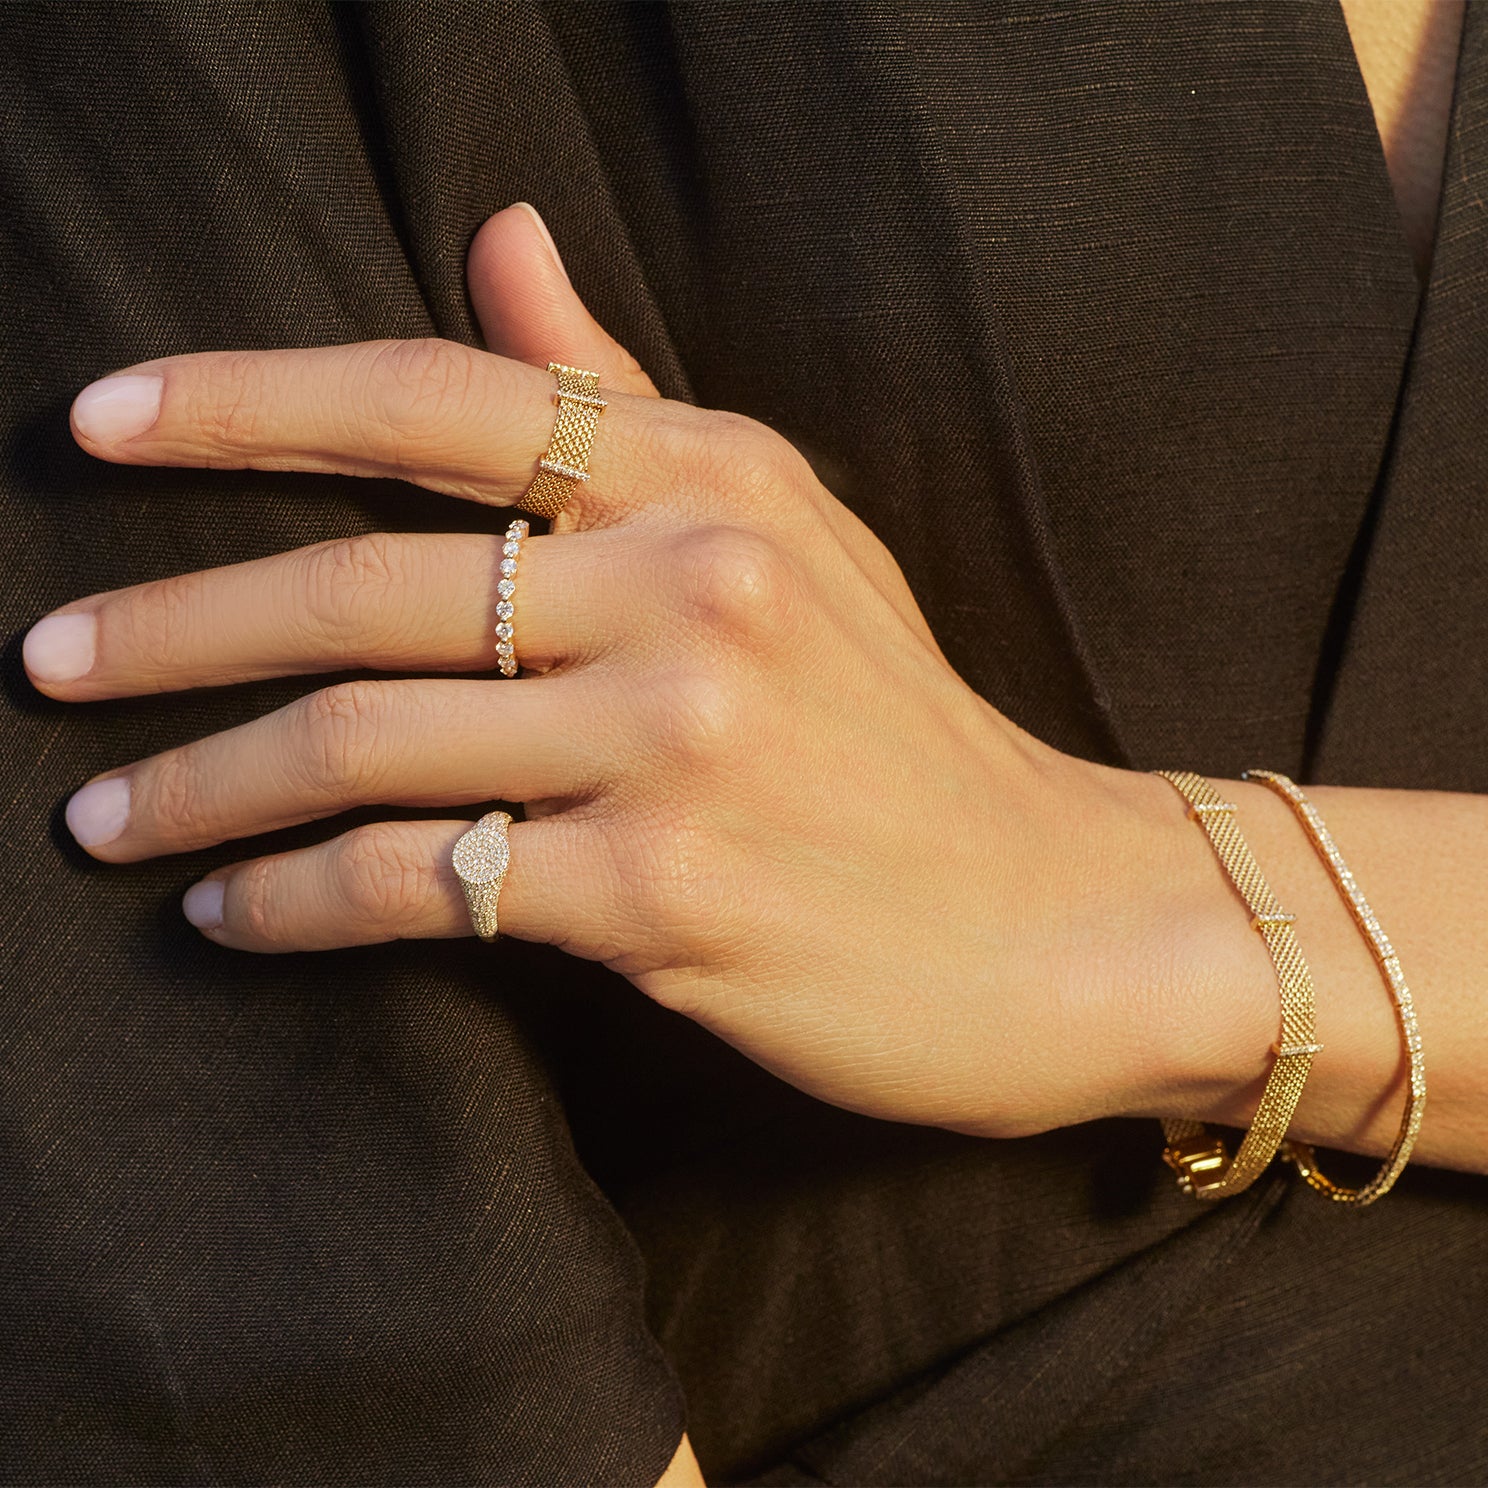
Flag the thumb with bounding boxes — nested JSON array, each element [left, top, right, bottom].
[[467, 203, 659, 398]]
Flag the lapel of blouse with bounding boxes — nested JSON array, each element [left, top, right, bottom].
[[867, 2, 1427, 779], [1309, 0, 1488, 792]]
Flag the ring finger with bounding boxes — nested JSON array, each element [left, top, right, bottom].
[[63, 673, 618, 864]]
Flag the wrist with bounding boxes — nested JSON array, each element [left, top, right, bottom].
[[1114, 769, 1403, 1159]]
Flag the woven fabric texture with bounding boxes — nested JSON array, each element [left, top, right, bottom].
[[2, 3, 1486, 1485]]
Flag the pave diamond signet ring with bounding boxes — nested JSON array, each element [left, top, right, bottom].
[[452, 811, 513, 942]]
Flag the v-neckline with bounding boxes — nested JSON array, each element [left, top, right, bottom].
[[1337, 0, 1474, 311]]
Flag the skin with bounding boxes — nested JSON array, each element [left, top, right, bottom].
[[657, 1434, 704, 1488], [24, 184, 1488, 1488], [1341, 0, 1467, 281]]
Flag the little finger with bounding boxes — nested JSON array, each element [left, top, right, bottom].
[[183, 814, 612, 953]]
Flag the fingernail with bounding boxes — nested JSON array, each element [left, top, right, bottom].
[[72, 373, 163, 444], [65, 776, 131, 848], [182, 879, 225, 931], [512, 202, 572, 287], [23, 613, 97, 684]]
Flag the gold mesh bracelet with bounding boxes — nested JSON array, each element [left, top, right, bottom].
[[1243, 769, 1426, 1205], [520, 362, 607, 520], [1153, 769, 1322, 1199]]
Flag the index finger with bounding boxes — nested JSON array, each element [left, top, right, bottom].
[[67, 337, 689, 526]]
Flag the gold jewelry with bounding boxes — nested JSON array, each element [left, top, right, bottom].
[[520, 362, 607, 520], [452, 811, 512, 942], [1243, 769, 1426, 1205], [494, 516, 529, 677], [1153, 769, 1322, 1199]]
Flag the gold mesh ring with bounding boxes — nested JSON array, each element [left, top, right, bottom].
[[520, 362, 607, 520]]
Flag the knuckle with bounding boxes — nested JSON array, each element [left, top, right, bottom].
[[618, 813, 731, 959], [193, 350, 271, 447], [362, 338, 482, 453], [146, 748, 205, 842], [296, 679, 389, 793], [237, 855, 285, 944], [648, 668, 746, 773], [114, 567, 212, 674], [334, 823, 431, 926], [298, 532, 404, 646], [700, 413, 806, 506], [672, 523, 800, 644]]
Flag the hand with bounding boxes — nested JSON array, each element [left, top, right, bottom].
[[25, 205, 1251, 1139]]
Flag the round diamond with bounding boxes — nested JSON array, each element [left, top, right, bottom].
[[497, 579, 515, 599], [495, 623, 513, 640], [451, 819, 510, 884], [495, 641, 515, 658], [496, 601, 514, 620], [500, 558, 518, 577], [503, 540, 520, 558], [508, 519, 530, 539], [499, 659, 518, 677]]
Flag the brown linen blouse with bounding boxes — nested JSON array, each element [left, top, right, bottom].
[[1, 4, 1484, 1483]]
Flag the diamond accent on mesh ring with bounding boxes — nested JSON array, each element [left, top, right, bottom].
[[519, 364, 607, 520], [495, 518, 528, 677], [538, 458, 590, 483]]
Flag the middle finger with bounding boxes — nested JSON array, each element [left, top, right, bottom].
[[24, 527, 658, 701]]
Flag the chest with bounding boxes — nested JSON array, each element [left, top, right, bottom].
[[1341, 0, 1466, 278]]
